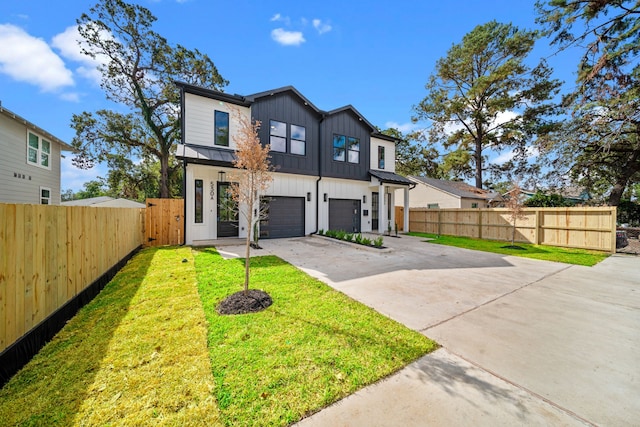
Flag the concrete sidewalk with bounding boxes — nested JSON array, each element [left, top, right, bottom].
[[221, 235, 639, 426]]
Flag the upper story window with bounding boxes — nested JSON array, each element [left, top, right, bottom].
[[269, 120, 286, 152], [27, 132, 51, 169], [333, 135, 346, 161], [378, 145, 385, 169], [347, 137, 360, 163], [290, 124, 306, 156], [215, 111, 229, 146]]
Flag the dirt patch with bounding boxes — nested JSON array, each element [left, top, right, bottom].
[[217, 289, 273, 315]]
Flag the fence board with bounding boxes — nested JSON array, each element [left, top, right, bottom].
[[0, 204, 145, 354], [407, 207, 615, 253]]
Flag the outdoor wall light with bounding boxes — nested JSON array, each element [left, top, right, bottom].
[[363, 195, 366, 204], [307, 192, 311, 201], [324, 193, 328, 202], [218, 171, 226, 182]]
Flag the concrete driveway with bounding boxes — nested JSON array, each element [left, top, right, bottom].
[[219, 235, 640, 426]]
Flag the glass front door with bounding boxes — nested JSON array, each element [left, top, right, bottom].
[[217, 182, 239, 237]]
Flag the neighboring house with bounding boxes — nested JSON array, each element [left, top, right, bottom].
[[399, 176, 503, 209], [62, 196, 146, 208], [175, 82, 413, 245], [0, 104, 72, 205], [510, 187, 590, 205]]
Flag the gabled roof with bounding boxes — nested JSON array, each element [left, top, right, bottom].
[[247, 86, 322, 114], [174, 81, 251, 106], [410, 176, 502, 201], [0, 105, 73, 150], [325, 105, 375, 132], [369, 170, 413, 186]]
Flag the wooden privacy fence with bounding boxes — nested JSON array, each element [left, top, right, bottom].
[[145, 198, 184, 246], [0, 204, 145, 354], [405, 207, 617, 253]]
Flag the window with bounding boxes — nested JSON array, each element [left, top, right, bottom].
[[347, 137, 360, 163], [290, 124, 306, 155], [378, 146, 385, 169], [215, 111, 229, 146], [427, 203, 439, 209], [333, 135, 346, 161], [195, 179, 203, 223], [27, 132, 51, 169], [270, 120, 286, 152], [471, 203, 478, 208], [40, 187, 51, 205]]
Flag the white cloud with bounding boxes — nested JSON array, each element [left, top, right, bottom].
[[51, 25, 106, 85], [493, 146, 539, 165], [271, 28, 305, 46], [312, 19, 332, 35], [0, 24, 74, 92], [384, 121, 421, 134], [60, 92, 80, 102]]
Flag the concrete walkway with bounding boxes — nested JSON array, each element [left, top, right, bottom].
[[220, 235, 640, 426]]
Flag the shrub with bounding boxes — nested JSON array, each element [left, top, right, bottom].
[[344, 233, 354, 242], [318, 229, 324, 236], [335, 230, 346, 240], [354, 234, 363, 244], [373, 236, 384, 247], [361, 237, 372, 246]]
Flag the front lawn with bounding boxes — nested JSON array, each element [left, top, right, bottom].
[[408, 232, 609, 266], [0, 246, 436, 426], [195, 248, 437, 426]]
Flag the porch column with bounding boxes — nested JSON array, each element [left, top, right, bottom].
[[403, 186, 410, 232], [378, 182, 385, 234]]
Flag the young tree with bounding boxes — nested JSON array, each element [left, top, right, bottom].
[[413, 21, 561, 189], [228, 112, 273, 293], [536, 1, 640, 206], [505, 181, 527, 247], [71, 0, 227, 198]]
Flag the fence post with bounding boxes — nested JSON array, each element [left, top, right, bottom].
[[535, 209, 542, 245], [611, 207, 617, 254], [478, 209, 483, 239]]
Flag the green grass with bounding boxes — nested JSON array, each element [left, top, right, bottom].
[[195, 249, 437, 426], [408, 232, 609, 266], [0, 247, 220, 426]]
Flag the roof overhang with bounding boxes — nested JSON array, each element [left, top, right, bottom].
[[369, 170, 414, 187], [175, 144, 236, 167]]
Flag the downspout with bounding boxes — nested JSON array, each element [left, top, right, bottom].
[[313, 113, 326, 234]]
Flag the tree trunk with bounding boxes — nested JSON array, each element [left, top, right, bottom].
[[475, 138, 483, 189], [159, 153, 170, 198], [608, 149, 640, 206], [244, 201, 253, 294]]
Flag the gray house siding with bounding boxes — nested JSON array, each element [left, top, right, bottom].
[[321, 110, 370, 181], [0, 113, 63, 205], [251, 92, 320, 176]]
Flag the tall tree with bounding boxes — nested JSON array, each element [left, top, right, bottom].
[[536, 0, 640, 206], [228, 112, 273, 294], [71, 0, 227, 198], [413, 21, 561, 189]]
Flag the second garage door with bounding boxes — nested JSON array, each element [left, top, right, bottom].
[[260, 196, 305, 239]]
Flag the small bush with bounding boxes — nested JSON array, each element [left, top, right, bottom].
[[361, 237, 372, 246], [318, 229, 324, 236], [335, 230, 346, 240], [344, 233, 354, 242], [373, 236, 384, 247], [354, 234, 363, 244], [325, 230, 336, 238]]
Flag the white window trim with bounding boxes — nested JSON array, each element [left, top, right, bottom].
[[40, 186, 52, 205], [26, 131, 52, 170]]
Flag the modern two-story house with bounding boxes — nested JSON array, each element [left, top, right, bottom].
[[175, 82, 412, 245], [0, 104, 72, 205]]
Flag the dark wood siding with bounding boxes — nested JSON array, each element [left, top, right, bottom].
[[321, 110, 370, 181], [251, 92, 320, 176]]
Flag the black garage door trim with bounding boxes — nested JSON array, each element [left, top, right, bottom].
[[260, 196, 305, 239]]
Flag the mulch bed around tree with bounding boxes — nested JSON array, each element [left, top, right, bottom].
[[501, 245, 527, 250], [217, 289, 273, 315]]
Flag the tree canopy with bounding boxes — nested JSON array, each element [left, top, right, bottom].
[[379, 128, 441, 177], [536, 0, 640, 205], [71, 0, 227, 198], [413, 21, 562, 189]]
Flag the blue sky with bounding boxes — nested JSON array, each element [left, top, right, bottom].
[[0, 0, 580, 191]]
